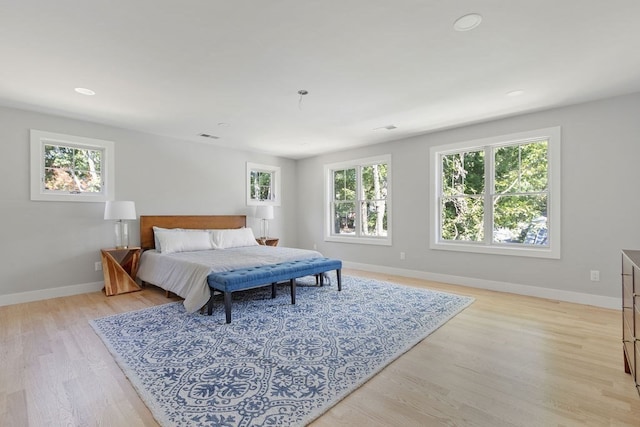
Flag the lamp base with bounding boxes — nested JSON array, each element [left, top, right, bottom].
[[114, 220, 130, 249], [261, 218, 269, 241]]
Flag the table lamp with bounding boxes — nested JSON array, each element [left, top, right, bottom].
[[255, 205, 274, 240], [104, 201, 136, 249]]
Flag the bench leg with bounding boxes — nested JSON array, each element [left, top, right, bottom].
[[224, 292, 232, 323], [271, 283, 276, 299], [337, 269, 342, 291], [207, 293, 214, 315], [319, 273, 324, 287], [290, 279, 296, 304]]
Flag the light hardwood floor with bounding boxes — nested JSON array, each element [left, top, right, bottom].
[[1, 270, 639, 426]]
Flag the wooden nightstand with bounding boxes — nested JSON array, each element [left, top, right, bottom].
[[256, 238, 279, 247], [101, 247, 142, 296]]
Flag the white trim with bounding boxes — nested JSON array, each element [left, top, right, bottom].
[[0, 266, 619, 311], [323, 154, 390, 172], [0, 281, 104, 307], [246, 162, 281, 206], [343, 261, 619, 309], [324, 154, 392, 246], [30, 129, 115, 202], [431, 241, 559, 259], [429, 126, 561, 259], [324, 235, 392, 246]]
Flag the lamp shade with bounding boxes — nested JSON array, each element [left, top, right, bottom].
[[104, 201, 137, 220], [255, 205, 274, 220]]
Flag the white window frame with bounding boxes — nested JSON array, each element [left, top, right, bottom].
[[429, 127, 561, 259], [324, 154, 392, 246], [246, 162, 281, 206], [30, 130, 115, 202]]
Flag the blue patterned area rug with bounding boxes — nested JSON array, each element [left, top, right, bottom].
[[90, 275, 473, 427]]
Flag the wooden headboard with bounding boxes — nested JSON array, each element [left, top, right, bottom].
[[140, 215, 247, 250]]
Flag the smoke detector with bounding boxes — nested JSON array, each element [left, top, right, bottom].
[[453, 13, 482, 32]]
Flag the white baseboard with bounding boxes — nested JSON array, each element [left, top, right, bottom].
[[343, 261, 621, 310], [1, 264, 621, 311], [0, 281, 104, 307]]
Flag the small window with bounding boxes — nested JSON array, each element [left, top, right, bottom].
[[430, 127, 560, 258], [325, 155, 392, 245], [246, 162, 281, 206], [30, 130, 114, 202]]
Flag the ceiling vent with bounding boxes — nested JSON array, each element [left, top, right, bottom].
[[199, 133, 220, 139]]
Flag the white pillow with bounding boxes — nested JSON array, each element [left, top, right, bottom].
[[153, 226, 217, 251], [152, 226, 173, 251], [211, 228, 259, 249], [156, 230, 214, 254]]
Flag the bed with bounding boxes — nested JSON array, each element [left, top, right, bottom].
[[137, 215, 324, 312]]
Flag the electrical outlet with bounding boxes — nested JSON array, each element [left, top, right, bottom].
[[400, 252, 406, 260], [95, 261, 102, 272], [313, 243, 317, 250], [590, 270, 600, 281]]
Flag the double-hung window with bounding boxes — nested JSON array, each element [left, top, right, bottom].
[[430, 127, 560, 258], [325, 155, 391, 245]]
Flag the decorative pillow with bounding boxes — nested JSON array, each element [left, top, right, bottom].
[[211, 227, 259, 249], [156, 230, 214, 254]]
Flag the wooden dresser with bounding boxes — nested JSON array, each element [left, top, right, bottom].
[[622, 250, 640, 396]]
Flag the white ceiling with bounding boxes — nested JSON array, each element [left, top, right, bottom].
[[2, 1, 640, 159]]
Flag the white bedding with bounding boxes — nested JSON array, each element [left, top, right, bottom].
[[137, 245, 323, 312]]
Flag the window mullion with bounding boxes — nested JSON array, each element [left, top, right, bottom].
[[485, 146, 493, 245], [437, 154, 443, 243], [355, 166, 362, 237]]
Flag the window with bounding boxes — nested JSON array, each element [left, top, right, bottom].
[[325, 155, 391, 245], [430, 127, 560, 258], [246, 162, 281, 206], [30, 130, 115, 202]]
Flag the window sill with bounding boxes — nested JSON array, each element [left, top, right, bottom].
[[325, 235, 392, 246], [431, 241, 560, 259]]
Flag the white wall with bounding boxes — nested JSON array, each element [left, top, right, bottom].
[[296, 92, 640, 307], [3, 92, 640, 307], [0, 106, 297, 302]]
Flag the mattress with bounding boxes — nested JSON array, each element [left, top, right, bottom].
[[137, 245, 323, 312]]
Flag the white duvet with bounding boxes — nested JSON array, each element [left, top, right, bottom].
[[137, 245, 323, 312]]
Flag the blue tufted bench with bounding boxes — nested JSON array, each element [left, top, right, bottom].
[[206, 257, 342, 323]]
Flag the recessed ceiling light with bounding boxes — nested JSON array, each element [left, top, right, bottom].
[[507, 90, 524, 97], [74, 87, 95, 96], [453, 13, 482, 32]]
